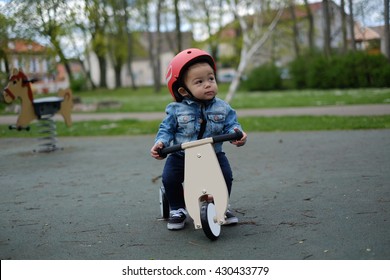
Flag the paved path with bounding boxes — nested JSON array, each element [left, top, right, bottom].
[[0, 104, 389, 124], [1, 130, 389, 260]]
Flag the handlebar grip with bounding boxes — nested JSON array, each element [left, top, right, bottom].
[[212, 130, 243, 143], [158, 143, 183, 158]]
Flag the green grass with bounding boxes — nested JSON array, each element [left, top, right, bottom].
[[229, 88, 390, 109], [1, 86, 390, 137], [65, 86, 390, 113], [2, 86, 390, 114], [1, 115, 389, 138]]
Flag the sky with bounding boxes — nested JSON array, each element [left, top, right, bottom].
[[0, 0, 386, 26], [329, 0, 385, 26], [0, 0, 386, 58]]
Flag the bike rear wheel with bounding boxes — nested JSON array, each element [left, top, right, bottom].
[[159, 186, 170, 219]]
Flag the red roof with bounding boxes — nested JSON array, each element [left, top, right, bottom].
[[6, 39, 47, 53], [354, 23, 380, 41]]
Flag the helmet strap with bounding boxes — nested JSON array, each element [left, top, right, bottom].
[[181, 85, 212, 104]]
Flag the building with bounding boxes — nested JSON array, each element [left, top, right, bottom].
[[86, 31, 193, 89], [364, 25, 387, 55]]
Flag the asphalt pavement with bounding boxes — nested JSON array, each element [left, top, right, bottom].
[[1, 129, 389, 260]]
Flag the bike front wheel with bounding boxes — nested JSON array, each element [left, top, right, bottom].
[[200, 201, 221, 240]]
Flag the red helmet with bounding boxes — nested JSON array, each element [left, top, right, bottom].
[[165, 48, 217, 102]]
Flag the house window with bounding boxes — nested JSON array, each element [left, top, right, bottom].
[[30, 57, 39, 73], [42, 59, 48, 72], [29, 58, 33, 72], [13, 57, 18, 68], [14, 57, 24, 69], [35, 57, 39, 72], [8, 42, 15, 50]]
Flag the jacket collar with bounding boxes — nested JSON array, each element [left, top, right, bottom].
[[182, 96, 216, 107]]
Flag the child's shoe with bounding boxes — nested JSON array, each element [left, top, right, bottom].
[[167, 208, 187, 230], [224, 209, 238, 225]]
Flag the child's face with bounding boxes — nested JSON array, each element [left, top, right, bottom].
[[179, 62, 218, 101]]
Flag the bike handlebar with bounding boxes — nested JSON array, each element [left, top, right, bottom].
[[158, 143, 182, 157], [157, 130, 243, 158], [212, 130, 243, 144]]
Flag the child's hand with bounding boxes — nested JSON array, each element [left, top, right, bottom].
[[231, 128, 247, 147], [150, 142, 165, 160]]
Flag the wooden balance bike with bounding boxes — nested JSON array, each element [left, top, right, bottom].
[[158, 130, 243, 240]]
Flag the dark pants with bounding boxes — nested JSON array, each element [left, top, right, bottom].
[[162, 152, 233, 210]]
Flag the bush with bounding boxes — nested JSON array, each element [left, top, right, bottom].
[[289, 55, 309, 88], [288, 51, 390, 89], [70, 76, 88, 92], [243, 63, 282, 91], [306, 54, 331, 89]]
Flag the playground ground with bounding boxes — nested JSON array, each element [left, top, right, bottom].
[[1, 128, 389, 260]]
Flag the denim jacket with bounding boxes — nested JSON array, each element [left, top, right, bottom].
[[155, 97, 242, 153]]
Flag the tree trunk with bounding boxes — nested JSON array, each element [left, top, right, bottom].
[[174, 0, 182, 52], [348, 0, 356, 51], [289, 0, 300, 57], [303, 0, 315, 52], [123, 0, 137, 89], [114, 64, 121, 88], [154, 0, 162, 93], [126, 31, 137, 90], [143, 0, 161, 93], [384, 0, 390, 61], [322, 0, 332, 57], [340, 0, 348, 53], [78, 57, 96, 90], [50, 36, 74, 83], [98, 55, 107, 88], [0, 49, 10, 74]]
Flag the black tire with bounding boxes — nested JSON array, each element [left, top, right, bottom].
[[159, 186, 170, 219], [200, 201, 221, 241]]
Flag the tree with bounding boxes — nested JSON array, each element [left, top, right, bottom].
[[85, 0, 109, 88], [69, 4, 97, 90], [11, 0, 75, 82], [107, 0, 129, 89], [224, 0, 285, 103], [123, 0, 137, 90], [186, 0, 227, 61], [0, 13, 12, 76], [140, 0, 163, 93]]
